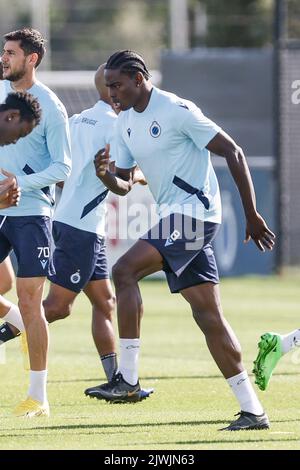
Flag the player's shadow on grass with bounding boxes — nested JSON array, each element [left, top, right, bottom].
[[3, 418, 300, 440], [152, 437, 300, 446], [48, 371, 300, 384], [2, 430, 299, 447], [3, 416, 297, 425], [15, 420, 228, 432], [48, 375, 224, 383], [16, 417, 300, 432], [2, 433, 299, 446]]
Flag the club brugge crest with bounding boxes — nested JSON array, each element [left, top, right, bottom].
[[70, 270, 81, 284], [149, 121, 161, 138]]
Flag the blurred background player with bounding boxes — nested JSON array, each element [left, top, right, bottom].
[[0, 27, 71, 418], [92, 50, 275, 431], [253, 328, 300, 391]]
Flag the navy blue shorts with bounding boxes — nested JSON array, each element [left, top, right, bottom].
[[141, 214, 220, 293], [0, 215, 54, 278], [48, 221, 109, 293]]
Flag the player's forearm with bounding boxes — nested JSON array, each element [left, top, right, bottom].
[[225, 146, 258, 219], [16, 160, 71, 192], [99, 171, 133, 196], [208, 132, 258, 220]]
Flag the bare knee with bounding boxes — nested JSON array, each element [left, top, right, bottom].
[[192, 308, 225, 336], [112, 260, 135, 290], [93, 294, 116, 321], [43, 298, 72, 323], [105, 294, 116, 319]]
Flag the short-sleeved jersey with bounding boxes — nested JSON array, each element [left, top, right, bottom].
[[0, 80, 71, 216], [115, 86, 222, 223], [53, 100, 117, 236]]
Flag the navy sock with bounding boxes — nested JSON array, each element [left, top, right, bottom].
[[101, 353, 118, 381], [0, 322, 16, 343]]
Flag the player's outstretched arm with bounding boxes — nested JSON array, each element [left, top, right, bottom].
[[206, 130, 275, 252]]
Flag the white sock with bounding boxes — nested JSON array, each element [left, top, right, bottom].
[[28, 370, 48, 404], [119, 338, 140, 385], [280, 329, 300, 354], [3, 304, 25, 333], [227, 370, 264, 415]]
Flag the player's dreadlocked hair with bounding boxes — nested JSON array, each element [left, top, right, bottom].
[[0, 92, 42, 125], [105, 50, 151, 80]]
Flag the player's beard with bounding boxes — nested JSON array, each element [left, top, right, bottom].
[[5, 61, 27, 82]]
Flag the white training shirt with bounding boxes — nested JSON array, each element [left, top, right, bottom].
[[0, 80, 71, 216], [115, 86, 222, 223], [54, 100, 117, 236]]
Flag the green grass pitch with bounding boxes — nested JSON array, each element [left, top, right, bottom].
[[0, 275, 299, 450]]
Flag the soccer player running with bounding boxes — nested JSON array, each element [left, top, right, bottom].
[[253, 328, 300, 391], [92, 50, 276, 431], [43, 63, 119, 386], [0, 64, 151, 400], [0, 90, 41, 291], [46, 63, 150, 395], [0, 91, 41, 210], [0, 28, 71, 418]]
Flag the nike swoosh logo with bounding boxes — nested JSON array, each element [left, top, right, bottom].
[[237, 378, 247, 385]]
